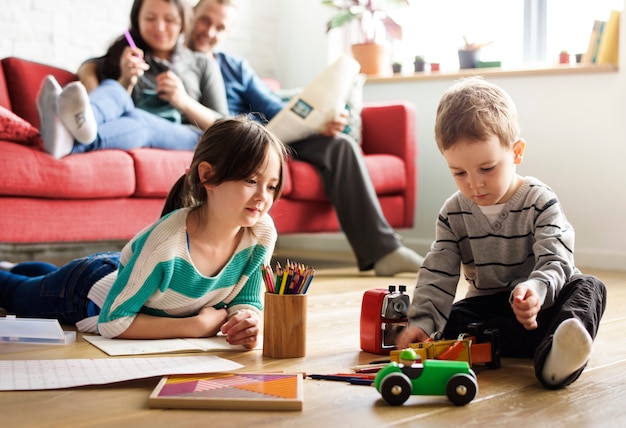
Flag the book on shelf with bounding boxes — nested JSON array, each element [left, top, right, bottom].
[[581, 20, 605, 65], [148, 372, 304, 411], [596, 10, 620, 65]]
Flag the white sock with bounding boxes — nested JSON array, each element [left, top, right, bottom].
[[542, 318, 593, 386], [374, 246, 424, 276], [56, 81, 97, 144], [36, 75, 75, 159], [0, 261, 16, 272]]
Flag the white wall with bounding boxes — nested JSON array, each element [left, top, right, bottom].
[[0, 0, 280, 75], [1, 0, 625, 271], [274, 0, 626, 271], [363, 71, 626, 271], [0, 0, 135, 71]]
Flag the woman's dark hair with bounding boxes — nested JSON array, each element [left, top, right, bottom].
[[102, 0, 192, 79], [161, 116, 289, 217]]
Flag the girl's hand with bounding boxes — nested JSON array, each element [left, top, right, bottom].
[[220, 310, 260, 349], [510, 285, 541, 330], [118, 46, 149, 91], [396, 325, 430, 349], [155, 70, 190, 109], [195, 306, 229, 337]]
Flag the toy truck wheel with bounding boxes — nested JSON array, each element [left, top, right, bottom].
[[379, 373, 412, 406], [445, 373, 478, 406]]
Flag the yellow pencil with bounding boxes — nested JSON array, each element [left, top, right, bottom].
[[279, 265, 289, 294]]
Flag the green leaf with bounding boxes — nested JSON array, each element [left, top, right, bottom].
[[326, 10, 358, 32]]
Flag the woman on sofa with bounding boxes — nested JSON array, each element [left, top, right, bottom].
[[0, 117, 288, 348], [39, 0, 229, 159]]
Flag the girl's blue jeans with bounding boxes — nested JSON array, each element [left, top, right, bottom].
[[0, 252, 119, 324]]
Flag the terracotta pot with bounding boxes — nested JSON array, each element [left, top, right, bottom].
[[351, 43, 389, 76]]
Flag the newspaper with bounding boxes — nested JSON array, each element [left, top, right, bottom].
[[266, 55, 361, 144]]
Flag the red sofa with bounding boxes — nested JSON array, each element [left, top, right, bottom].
[[0, 57, 416, 257]]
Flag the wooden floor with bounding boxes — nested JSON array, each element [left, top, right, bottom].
[[1, 262, 625, 427]]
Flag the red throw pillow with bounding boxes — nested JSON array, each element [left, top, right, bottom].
[[0, 106, 43, 148]]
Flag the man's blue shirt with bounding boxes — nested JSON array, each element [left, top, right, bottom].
[[215, 52, 284, 121]]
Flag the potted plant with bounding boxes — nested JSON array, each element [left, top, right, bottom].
[[322, 0, 410, 75], [391, 61, 402, 73], [559, 49, 570, 64], [458, 36, 493, 69], [413, 55, 425, 72]]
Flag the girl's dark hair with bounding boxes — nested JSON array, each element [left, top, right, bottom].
[[102, 0, 192, 79], [162, 116, 289, 217]]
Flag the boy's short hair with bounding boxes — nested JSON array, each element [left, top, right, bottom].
[[434, 76, 520, 152]]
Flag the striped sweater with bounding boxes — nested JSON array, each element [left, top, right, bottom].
[[86, 208, 276, 338], [407, 176, 579, 336]]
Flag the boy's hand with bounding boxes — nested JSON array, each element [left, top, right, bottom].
[[510, 285, 540, 330], [220, 310, 260, 349], [396, 325, 430, 349]]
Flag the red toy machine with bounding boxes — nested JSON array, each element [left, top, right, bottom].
[[360, 285, 410, 354]]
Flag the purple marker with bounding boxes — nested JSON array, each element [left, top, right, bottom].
[[124, 30, 137, 49]]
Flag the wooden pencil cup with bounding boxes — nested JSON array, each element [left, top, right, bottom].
[[263, 293, 307, 358]]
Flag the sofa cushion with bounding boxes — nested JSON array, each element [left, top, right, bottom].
[[363, 154, 408, 194], [0, 106, 43, 148], [0, 64, 10, 110], [0, 141, 136, 198], [1, 57, 77, 128], [286, 153, 406, 202], [286, 160, 325, 201], [129, 148, 194, 197]]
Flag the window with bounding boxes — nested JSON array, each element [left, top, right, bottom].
[[545, 0, 622, 61], [393, 0, 622, 70]]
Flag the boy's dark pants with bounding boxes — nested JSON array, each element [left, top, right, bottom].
[[443, 274, 607, 389]]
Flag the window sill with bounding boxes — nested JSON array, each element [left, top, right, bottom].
[[364, 63, 619, 83]]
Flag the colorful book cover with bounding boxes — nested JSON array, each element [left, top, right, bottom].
[[581, 20, 605, 64], [596, 10, 620, 65], [148, 372, 303, 411]]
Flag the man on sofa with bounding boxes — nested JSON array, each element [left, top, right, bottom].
[[79, 0, 423, 277], [189, 0, 423, 276]]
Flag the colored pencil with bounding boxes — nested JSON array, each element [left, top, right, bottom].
[[260, 260, 315, 295]]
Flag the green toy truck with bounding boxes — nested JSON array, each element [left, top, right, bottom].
[[374, 349, 478, 406]]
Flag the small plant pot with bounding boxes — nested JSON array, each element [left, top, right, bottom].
[[392, 63, 402, 73], [559, 52, 570, 64], [430, 63, 440, 72], [413, 61, 425, 72], [458, 49, 479, 69]]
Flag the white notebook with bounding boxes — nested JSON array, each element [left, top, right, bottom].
[[83, 334, 261, 356]]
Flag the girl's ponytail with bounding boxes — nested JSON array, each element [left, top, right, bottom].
[[161, 174, 186, 217]]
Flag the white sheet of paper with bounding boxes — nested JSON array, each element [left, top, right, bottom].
[[83, 334, 261, 356], [0, 355, 243, 390]]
